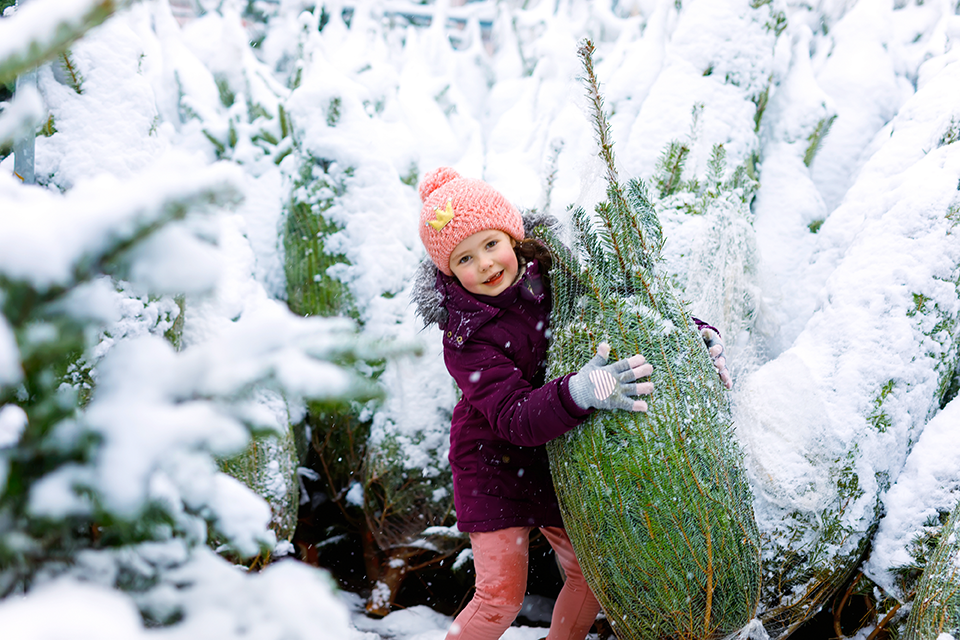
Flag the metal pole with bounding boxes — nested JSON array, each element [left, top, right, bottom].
[[12, 0, 36, 184]]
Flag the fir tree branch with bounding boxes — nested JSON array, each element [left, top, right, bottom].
[[57, 52, 83, 94], [576, 38, 658, 275], [0, 0, 134, 87], [576, 39, 632, 276], [577, 39, 618, 190]]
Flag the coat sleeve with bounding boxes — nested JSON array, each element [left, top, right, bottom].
[[692, 316, 721, 336], [444, 338, 592, 448]]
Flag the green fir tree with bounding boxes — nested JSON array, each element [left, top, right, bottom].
[[0, 0, 132, 87], [1, 174, 256, 597], [282, 145, 460, 617], [534, 39, 762, 640], [168, 7, 306, 548], [903, 498, 960, 640]]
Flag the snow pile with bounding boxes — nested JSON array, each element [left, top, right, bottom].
[[738, 9, 960, 550], [0, 548, 356, 640]]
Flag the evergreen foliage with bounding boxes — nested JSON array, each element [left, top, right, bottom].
[[880, 508, 955, 632], [0, 0, 132, 87], [242, 0, 277, 50], [903, 498, 960, 640], [274, 6, 463, 613], [160, 9, 312, 550], [54, 52, 84, 94], [653, 139, 690, 200], [174, 38, 290, 169], [219, 400, 301, 550], [0, 147, 391, 633], [0, 172, 247, 594], [281, 150, 368, 555], [803, 114, 837, 168], [361, 426, 460, 617], [757, 202, 960, 638], [651, 109, 763, 373], [757, 471, 880, 638], [937, 117, 959, 148], [536, 39, 762, 640], [282, 144, 460, 616], [908, 287, 960, 407], [284, 157, 354, 320]]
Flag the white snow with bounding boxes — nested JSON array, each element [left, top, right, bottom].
[[0, 578, 148, 640], [0, 0, 117, 76], [865, 396, 960, 599], [0, 151, 241, 291]]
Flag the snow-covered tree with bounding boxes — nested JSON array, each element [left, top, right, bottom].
[[0, 1, 385, 635], [167, 2, 306, 547], [903, 493, 960, 640], [276, 4, 472, 615], [734, 6, 960, 633]]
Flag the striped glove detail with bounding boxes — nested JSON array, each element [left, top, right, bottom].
[[568, 343, 654, 412]]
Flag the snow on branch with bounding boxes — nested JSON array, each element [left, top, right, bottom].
[[0, 151, 242, 292], [0, 85, 43, 150], [0, 0, 134, 87]]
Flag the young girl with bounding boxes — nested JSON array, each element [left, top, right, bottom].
[[414, 167, 730, 640]]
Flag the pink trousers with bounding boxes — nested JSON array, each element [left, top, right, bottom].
[[446, 527, 601, 640]]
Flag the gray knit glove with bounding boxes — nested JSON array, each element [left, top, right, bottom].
[[701, 327, 733, 389], [568, 343, 654, 412]]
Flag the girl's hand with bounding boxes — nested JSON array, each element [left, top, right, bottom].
[[701, 327, 733, 389], [569, 343, 654, 412]]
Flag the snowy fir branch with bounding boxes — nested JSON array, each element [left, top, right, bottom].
[[0, 0, 134, 87]]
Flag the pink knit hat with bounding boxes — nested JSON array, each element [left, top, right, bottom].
[[418, 167, 524, 275]]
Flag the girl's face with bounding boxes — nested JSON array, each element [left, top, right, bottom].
[[449, 229, 519, 297]]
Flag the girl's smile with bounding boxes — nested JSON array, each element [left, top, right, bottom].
[[484, 270, 504, 286], [449, 229, 519, 296]]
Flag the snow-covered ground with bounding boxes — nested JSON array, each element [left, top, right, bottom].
[[1, 0, 959, 638]]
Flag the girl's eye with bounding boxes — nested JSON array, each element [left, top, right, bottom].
[[458, 255, 470, 264], [486, 240, 498, 249]]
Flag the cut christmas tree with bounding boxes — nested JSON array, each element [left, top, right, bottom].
[[903, 497, 960, 640], [536, 39, 762, 640], [280, 12, 464, 612], [736, 42, 960, 638], [168, 6, 304, 550]]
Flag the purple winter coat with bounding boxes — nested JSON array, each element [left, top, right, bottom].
[[436, 259, 593, 533]]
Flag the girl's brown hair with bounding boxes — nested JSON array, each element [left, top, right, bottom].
[[515, 237, 553, 271], [515, 237, 553, 298]]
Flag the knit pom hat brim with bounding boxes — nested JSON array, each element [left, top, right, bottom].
[[418, 167, 524, 275]]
